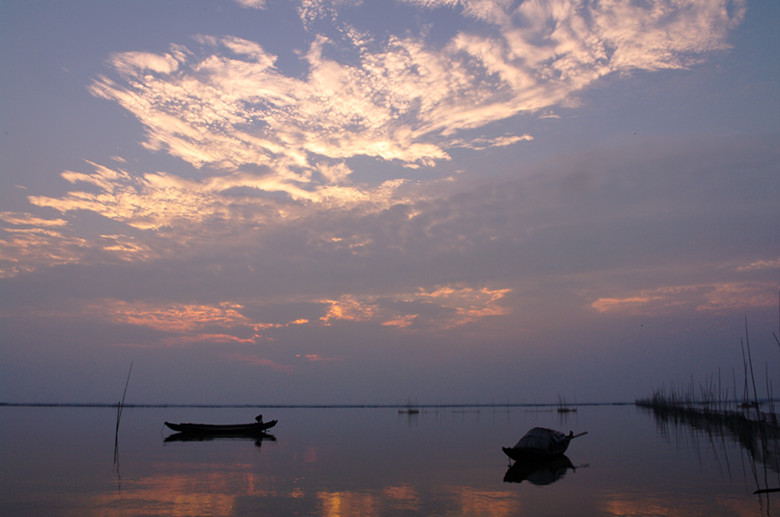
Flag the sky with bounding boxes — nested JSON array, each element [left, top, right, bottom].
[[1, 0, 778, 406]]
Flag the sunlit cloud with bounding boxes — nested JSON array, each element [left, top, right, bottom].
[[319, 295, 377, 324], [86, 284, 511, 350], [235, 0, 267, 9], [320, 284, 511, 329], [98, 234, 152, 260], [591, 282, 776, 316], [227, 352, 293, 372], [296, 353, 341, 363], [418, 285, 512, 324], [0, 212, 68, 227], [381, 315, 418, 328], [6, 0, 746, 281], [26, 161, 410, 235], [736, 257, 780, 272], [161, 333, 257, 347], [0, 227, 89, 278], [451, 133, 533, 151], [84, 0, 742, 199], [99, 300, 253, 333]]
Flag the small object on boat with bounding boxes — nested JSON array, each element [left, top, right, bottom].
[[502, 427, 586, 461], [164, 419, 277, 435]]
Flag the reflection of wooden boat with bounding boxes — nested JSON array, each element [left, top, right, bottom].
[[502, 427, 586, 461], [503, 455, 575, 485], [164, 419, 277, 434], [164, 431, 276, 444]]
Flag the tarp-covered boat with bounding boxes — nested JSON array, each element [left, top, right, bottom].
[[164, 419, 277, 435], [502, 427, 586, 461]]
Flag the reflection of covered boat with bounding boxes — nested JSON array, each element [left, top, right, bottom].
[[503, 455, 575, 485], [164, 419, 277, 435], [502, 427, 586, 461]]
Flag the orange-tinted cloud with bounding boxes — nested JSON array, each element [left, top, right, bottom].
[[296, 353, 341, 363], [0, 227, 89, 278], [319, 284, 511, 329], [591, 282, 776, 316], [227, 352, 293, 373], [100, 300, 252, 333], [84, 0, 743, 200]]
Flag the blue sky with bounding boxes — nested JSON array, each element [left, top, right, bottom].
[[1, 0, 778, 405]]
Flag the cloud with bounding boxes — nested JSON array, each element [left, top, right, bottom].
[[590, 282, 777, 316], [226, 352, 293, 372], [84, 0, 743, 197], [234, 0, 267, 9], [296, 353, 341, 362], [98, 300, 254, 333], [318, 285, 512, 329], [0, 212, 68, 228], [23, 161, 418, 248], [0, 227, 89, 278], [63, 281, 513, 348], [737, 257, 780, 272]]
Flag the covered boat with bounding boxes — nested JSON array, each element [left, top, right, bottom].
[[164, 418, 277, 435], [502, 427, 586, 461]]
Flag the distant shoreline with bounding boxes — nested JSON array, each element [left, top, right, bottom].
[[0, 401, 635, 409]]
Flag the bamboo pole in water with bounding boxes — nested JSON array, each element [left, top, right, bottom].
[[113, 363, 133, 466]]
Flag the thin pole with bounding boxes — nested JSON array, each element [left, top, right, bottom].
[[114, 363, 133, 466]]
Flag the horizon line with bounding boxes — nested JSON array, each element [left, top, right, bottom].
[[0, 401, 636, 409]]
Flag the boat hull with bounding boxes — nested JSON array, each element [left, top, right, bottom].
[[502, 444, 569, 461], [164, 419, 277, 434]]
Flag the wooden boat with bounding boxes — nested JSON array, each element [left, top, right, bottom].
[[502, 427, 586, 461], [164, 419, 277, 435]]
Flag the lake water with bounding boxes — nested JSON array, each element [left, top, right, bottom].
[[1, 404, 777, 516]]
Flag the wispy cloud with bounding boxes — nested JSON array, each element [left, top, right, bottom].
[[226, 352, 293, 372], [1, 0, 745, 280], [737, 257, 780, 272], [99, 300, 254, 333], [84, 0, 743, 196], [590, 281, 776, 316], [319, 284, 512, 329], [234, 0, 268, 9], [0, 228, 89, 278], [79, 281, 512, 348], [0, 212, 68, 228]]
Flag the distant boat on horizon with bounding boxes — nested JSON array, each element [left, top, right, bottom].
[[398, 399, 420, 414]]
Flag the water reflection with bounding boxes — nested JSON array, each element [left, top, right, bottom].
[[164, 432, 276, 447], [641, 404, 780, 512], [4, 406, 780, 516], [503, 455, 576, 485]]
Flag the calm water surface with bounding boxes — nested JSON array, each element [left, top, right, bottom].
[[1, 404, 778, 516]]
